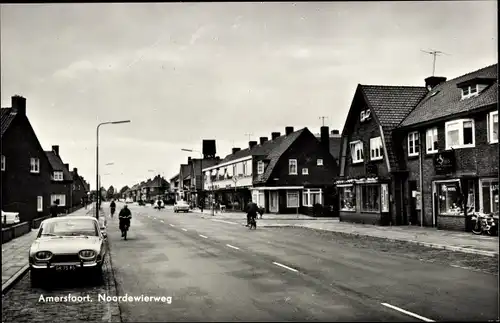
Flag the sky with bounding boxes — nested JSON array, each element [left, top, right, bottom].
[[1, 1, 497, 191]]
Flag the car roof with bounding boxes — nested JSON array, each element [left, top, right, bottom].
[[41, 216, 98, 224]]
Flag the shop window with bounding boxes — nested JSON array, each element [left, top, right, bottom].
[[426, 128, 438, 154], [302, 189, 322, 207], [361, 184, 380, 212], [437, 180, 475, 215], [445, 119, 475, 149], [339, 186, 356, 211], [408, 131, 419, 157], [480, 179, 499, 214]]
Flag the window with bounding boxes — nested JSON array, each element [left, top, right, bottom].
[[426, 128, 438, 154], [339, 186, 356, 211], [361, 184, 380, 212], [288, 159, 297, 175], [242, 162, 247, 175], [37, 196, 43, 212], [302, 189, 322, 207], [437, 180, 475, 215], [257, 161, 264, 174], [407, 131, 419, 156], [51, 194, 66, 207], [1, 155, 4, 171], [317, 159, 323, 166], [286, 191, 299, 208], [479, 179, 499, 214], [488, 111, 498, 144], [232, 164, 237, 177], [445, 119, 475, 149], [350, 141, 364, 163], [461, 85, 479, 99], [246, 160, 252, 176], [30, 158, 40, 173], [369, 137, 383, 161], [302, 168, 309, 175], [53, 171, 63, 181]]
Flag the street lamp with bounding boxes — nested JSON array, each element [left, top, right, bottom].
[[96, 120, 131, 219], [181, 149, 203, 210]]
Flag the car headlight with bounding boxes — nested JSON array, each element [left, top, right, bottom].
[[35, 251, 53, 260], [79, 250, 96, 259]]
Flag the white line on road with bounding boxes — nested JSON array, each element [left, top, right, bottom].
[[169, 224, 175, 227], [182, 228, 188, 231], [381, 303, 435, 322], [199, 234, 208, 239], [226, 244, 240, 250], [160, 220, 164, 223], [211, 219, 239, 225], [272, 262, 299, 272]]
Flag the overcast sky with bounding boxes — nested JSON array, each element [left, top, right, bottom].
[[1, 2, 497, 191]]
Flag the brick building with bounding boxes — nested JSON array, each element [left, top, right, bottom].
[[45, 145, 74, 213], [71, 168, 89, 207], [395, 64, 498, 231]]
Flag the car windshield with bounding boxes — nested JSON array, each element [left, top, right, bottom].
[[39, 219, 98, 237]]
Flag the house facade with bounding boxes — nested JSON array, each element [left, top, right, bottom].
[[336, 85, 428, 225], [71, 168, 88, 207], [1, 95, 53, 223], [395, 64, 498, 231], [45, 145, 74, 212]]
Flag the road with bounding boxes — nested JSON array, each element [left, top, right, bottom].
[[109, 203, 498, 322]]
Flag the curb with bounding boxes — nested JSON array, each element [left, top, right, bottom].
[[1, 264, 30, 295], [262, 224, 499, 258]]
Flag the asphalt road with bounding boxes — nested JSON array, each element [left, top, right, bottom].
[[109, 203, 499, 322]]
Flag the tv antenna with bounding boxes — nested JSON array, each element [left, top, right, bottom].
[[421, 49, 450, 76], [244, 133, 253, 141], [319, 116, 328, 127]]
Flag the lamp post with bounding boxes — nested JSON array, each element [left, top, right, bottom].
[[96, 120, 131, 219], [181, 149, 203, 210]]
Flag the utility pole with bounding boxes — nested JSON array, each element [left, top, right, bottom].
[[319, 116, 328, 126], [421, 49, 450, 76]]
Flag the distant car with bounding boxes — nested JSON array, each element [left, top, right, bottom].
[[125, 198, 133, 204], [28, 216, 107, 287], [174, 200, 190, 213], [2, 210, 20, 225]]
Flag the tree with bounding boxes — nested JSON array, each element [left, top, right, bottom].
[[119, 185, 130, 195], [106, 186, 115, 200]]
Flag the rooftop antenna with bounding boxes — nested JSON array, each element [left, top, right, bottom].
[[420, 49, 451, 76], [244, 133, 253, 141], [319, 116, 328, 127]]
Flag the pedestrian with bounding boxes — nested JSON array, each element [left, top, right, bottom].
[[246, 201, 258, 227], [50, 199, 60, 218]]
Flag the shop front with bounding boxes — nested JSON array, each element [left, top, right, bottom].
[[336, 177, 391, 225]]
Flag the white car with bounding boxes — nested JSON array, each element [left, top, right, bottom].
[[2, 210, 20, 225], [174, 201, 190, 213]]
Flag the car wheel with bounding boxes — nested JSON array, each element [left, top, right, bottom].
[[30, 268, 43, 288]]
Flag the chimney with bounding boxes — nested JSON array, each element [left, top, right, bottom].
[[188, 157, 192, 164], [249, 141, 257, 149], [285, 126, 294, 135], [259, 137, 268, 145], [73, 168, 78, 174], [320, 126, 329, 151], [232, 147, 241, 154], [271, 132, 281, 140], [52, 145, 59, 156], [425, 76, 447, 91], [11, 95, 26, 116], [64, 163, 69, 170]]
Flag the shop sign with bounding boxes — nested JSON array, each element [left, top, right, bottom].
[[433, 151, 455, 174], [381, 183, 389, 212], [414, 191, 422, 210]]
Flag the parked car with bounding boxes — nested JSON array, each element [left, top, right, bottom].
[[28, 216, 107, 287], [174, 200, 190, 213], [2, 210, 20, 225]]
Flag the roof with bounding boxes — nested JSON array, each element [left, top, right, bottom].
[[170, 173, 179, 181], [1, 108, 16, 138], [357, 85, 429, 169], [45, 151, 73, 181], [315, 135, 342, 160], [180, 164, 190, 180], [399, 64, 498, 128]]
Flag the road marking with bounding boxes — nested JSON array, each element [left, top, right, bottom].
[[199, 234, 208, 239], [211, 219, 239, 225], [226, 244, 240, 250], [182, 228, 188, 231], [153, 217, 156, 220], [381, 303, 435, 322], [160, 220, 164, 223], [272, 262, 298, 272], [169, 224, 175, 227]]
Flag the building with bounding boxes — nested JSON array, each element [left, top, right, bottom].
[[1, 95, 53, 223], [71, 168, 88, 207], [169, 174, 179, 200], [45, 145, 74, 212], [336, 84, 429, 225], [147, 175, 169, 201], [177, 164, 191, 202], [203, 126, 339, 215], [395, 64, 498, 231], [315, 129, 342, 165]]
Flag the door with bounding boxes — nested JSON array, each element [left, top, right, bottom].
[[409, 180, 418, 225], [270, 191, 278, 213]]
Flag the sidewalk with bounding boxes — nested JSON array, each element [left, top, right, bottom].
[[262, 220, 499, 257], [1, 205, 95, 294]]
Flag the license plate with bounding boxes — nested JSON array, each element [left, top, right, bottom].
[[55, 265, 76, 271]]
